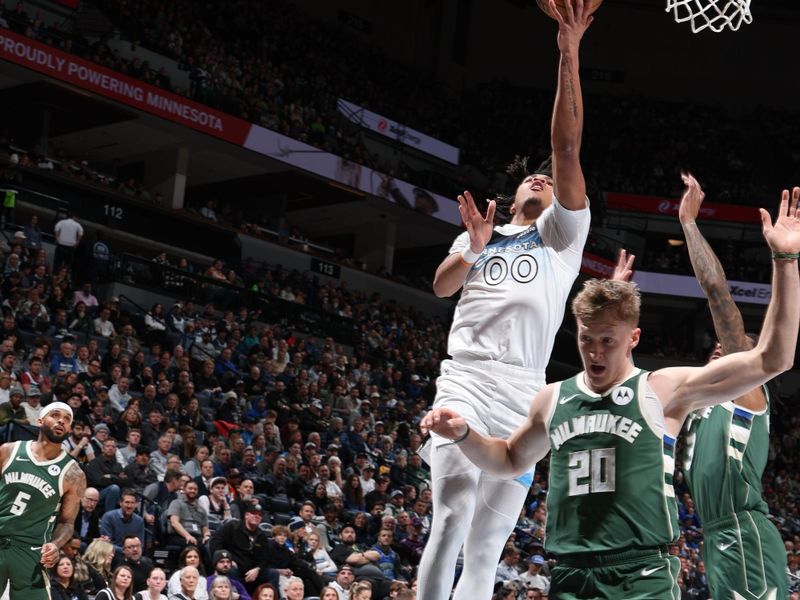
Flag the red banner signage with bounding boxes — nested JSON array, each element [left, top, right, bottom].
[[606, 192, 760, 224], [0, 29, 251, 145], [581, 252, 616, 279]]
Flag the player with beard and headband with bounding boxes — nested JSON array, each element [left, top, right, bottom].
[[0, 401, 87, 600], [419, 1, 595, 598]]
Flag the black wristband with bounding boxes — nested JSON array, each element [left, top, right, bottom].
[[452, 423, 471, 444]]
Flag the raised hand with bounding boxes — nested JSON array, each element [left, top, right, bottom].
[[611, 248, 635, 282], [457, 191, 496, 254], [679, 172, 705, 224], [420, 407, 469, 441], [760, 187, 800, 254], [550, 0, 595, 51]]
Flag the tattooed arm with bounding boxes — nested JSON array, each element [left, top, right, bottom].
[[548, 0, 593, 210], [678, 173, 767, 411], [42, 462, 87, 567]]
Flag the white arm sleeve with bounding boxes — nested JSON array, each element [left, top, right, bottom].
[[536, 195, 591, 271], [447, 230, 471, 255]]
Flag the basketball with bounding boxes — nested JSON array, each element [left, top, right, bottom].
[[536, 0, 604, 19]]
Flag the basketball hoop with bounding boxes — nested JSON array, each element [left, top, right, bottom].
[[666, 0, 752, 33]]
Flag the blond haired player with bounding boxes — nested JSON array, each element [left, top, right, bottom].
[[423, 189, 800, 599]]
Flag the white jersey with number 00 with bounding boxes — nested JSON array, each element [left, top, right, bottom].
[[447, 197, 590, 371]]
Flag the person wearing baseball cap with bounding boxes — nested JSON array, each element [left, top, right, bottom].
[[0, 386, 27, 425], [21, 384, 42, 423], [207, 550, 251, 600], [211, 503, 280, 592], [519, 554, 550, 594], [328, 563, 355, 598]]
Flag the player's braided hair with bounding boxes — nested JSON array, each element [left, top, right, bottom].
[[492, 155, 553, 224]]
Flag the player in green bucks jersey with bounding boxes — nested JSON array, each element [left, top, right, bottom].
[[678, 173, 787, 600], [422, 186, 800, 600], [0, 402, 86, 600]]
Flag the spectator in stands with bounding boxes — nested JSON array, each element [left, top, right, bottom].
[[50, 555, 89, 600], [141, 409, 167, 450], [51, 339, 79, 375], [118, 324, 142, 357], [251, 585, 277, 600], [167, 303, 187, 335], [74, 486, 102, 550], [95, 306, 118, 339], [347, 581, 373, 600], [168, 547, 208, 600], [70, 301, 95, 338], [109, 376, 132, 414], [397, 516, 424, 567], [518, 554, 550, 594], [208, 577, 233, 600], [22, 214, 42, 251], [206, 551, 251, 600], [142, 466, 184, 524], [495, 546, 522, 586], [119, 429, 143, 465], [53, 210, 83, 271], [112, 535, 154, 591], [124, 444, 157, 494], [21, 384, 42, 422], [278, 577, 301, 600], [100, 489, 145, 553], [90, 422, 114, 456], [166, 479, 210, 549], [74, 282, 99, 310], [145, 303, 168, 346], [329, 524, 388, 587], [83, 539, 115, 594], [17, 298, 49, 333], [87, 437, 127, 512], [211, 504, 279, 591], [0, 385, 27, 425], [137, 567, 168, 600], [326, 564, 355, 600], [150, 434, 173, 480], [169, 565, 202, 600], [370, 528, 401, 582], [63, 418, 95, 464]]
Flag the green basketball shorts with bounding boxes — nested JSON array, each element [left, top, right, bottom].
[[550, 546, 681, 600], [0, 538, 50, 600], [702, 510, 787, 600]]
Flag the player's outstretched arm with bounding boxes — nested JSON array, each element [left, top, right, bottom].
[[678, 173, 766, 410], [549, 0, 593, 210], [680, 173, 750, 354], [420, 386, 554, 477], [654, 187, 800, 420], [43, 461, 86, 567], [432, 191, 496, 297]]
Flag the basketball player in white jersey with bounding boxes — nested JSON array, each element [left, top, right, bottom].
[[417, 2, 596, 598]]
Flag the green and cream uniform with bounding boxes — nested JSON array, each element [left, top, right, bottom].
[[0, 440, 74, 600], [684, 387, 786, 600], [545, 368, 681, 599]]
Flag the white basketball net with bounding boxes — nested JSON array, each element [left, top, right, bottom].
[[666, 0, 752, 33]]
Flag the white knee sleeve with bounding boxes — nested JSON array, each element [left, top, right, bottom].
[[453, 476, 530, 600], [417, 443, 481, 600]]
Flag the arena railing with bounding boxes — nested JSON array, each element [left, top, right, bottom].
[[113, 253, 359, 346]]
